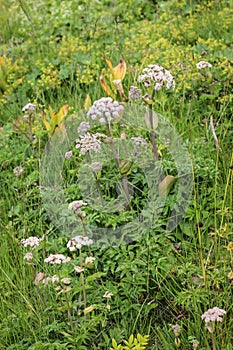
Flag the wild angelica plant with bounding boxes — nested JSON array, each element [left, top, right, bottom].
[[137, 64, 175, 163], [201, 307, 226, 350]]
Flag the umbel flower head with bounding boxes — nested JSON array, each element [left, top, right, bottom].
[[201, 306, 226, 323], [78, 121, 90, 134], [128, 86, 142, 100], [138, 64, 175, 90], [44, 254, 71, 264], [22, 103, 36, 113], [201, 306, 226, 333], [87, 97, 124, 124], [172, 324, 181, 337], [68, 200, 87, 212], [14, 165, 24, 177], [196, 61, 212, 69], [67, 235, 93, 251], [21, 236, 42, 248], [76, 132, 106, 155]]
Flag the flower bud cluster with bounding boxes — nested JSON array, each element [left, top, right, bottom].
[[87, 97, 124, 124], [78, 121, 90, 134], [129, 86, 142, 100]]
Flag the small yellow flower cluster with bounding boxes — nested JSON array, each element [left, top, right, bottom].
[[37, 64, 60, 90]]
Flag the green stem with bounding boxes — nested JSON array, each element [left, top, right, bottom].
[[86, 152, 104, 207], [79, 248, 87, 321], [106, 123, 131, 210], [211, 332, 216, 350], [57, 270, 74, 334], [65, 292, 74, 335]]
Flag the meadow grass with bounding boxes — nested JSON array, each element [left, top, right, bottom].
[[0, 0, 232, 349]]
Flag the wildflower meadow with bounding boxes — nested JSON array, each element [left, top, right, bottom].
[[0, 0, 232, 349]]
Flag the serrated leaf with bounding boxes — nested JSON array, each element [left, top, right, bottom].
[[85, 271, 106, 283], [144, 110, 158, 130], [158, 175, 177, 196]]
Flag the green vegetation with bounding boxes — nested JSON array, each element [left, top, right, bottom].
[[0, 0, 232, 349]]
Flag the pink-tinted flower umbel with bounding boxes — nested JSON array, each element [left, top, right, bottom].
[[44, 254, 71, 264], [201, 307, 226, 323], [138, 64, 175, 90], [201, 306, 226, 333], [21, 236, 42, 248], [75, 133, 106, 155]]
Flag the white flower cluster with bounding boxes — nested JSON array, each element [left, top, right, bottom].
[[22, 103, 36, 113], [85, 256, 95, 265], [76, 132, 106, 155], [74, 265, 84, 273], [78, 121, 90, 134], [129, 86, 142, 100], [196, 61, 212, 69], [68, 200, 87, 212], [87, 97, 124, 124], [103, 291, 114, 299], [21, 236, 42, 248], [24, 252, 33, 261], [67, 235, 94, 251], [138, 64, 175, 90], [201, 307, 226, 323], [44, 254, 71, 264], [42, 275, 71, 285], [65, 151, 73, 159], [14, 166, 24, 177], [172, 324, 181, 337], [131, 136, 147, 146], [42, 275, 60, 284]]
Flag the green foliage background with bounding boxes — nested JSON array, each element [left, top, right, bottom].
[[0, 0, 232, 349]]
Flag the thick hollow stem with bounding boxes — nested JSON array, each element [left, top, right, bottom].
[[65, 292, 74, 335], [211, 332, 216, 350], [86, 152, 104, 207], [106, 123, 131, 210], [79, 248, 87, 321]]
